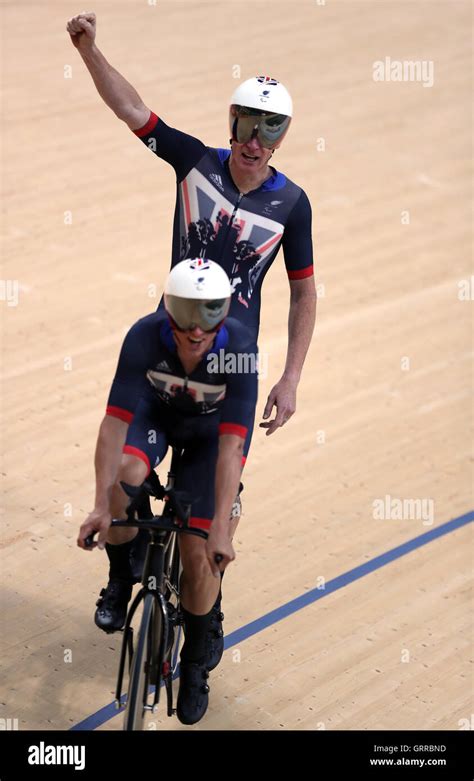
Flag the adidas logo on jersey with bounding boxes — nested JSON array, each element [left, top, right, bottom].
[[209, 173, 224, 191], [155, 360, 171, 371]]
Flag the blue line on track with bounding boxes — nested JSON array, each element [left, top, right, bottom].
[[70, 509, 473, 731]]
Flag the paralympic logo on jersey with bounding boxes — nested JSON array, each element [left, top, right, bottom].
[[207, 349, 268, 379]]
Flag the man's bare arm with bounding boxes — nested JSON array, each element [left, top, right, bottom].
[[205, 434, 244, 575], [260, 275, 317, 435], [93, 414, 130, 511], [77, 414, 129, 550], [283, 275, 317, 382], [66, 11, 150, 130]]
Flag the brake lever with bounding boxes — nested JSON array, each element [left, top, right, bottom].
[[84, 531, 97, 549]]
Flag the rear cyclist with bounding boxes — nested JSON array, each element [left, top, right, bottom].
[[77, 259, 258, 725], [66, 11, 316, 464]]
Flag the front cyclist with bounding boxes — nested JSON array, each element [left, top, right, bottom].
[[78, 259, 258, 725]]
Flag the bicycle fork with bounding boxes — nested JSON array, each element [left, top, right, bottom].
[[115, 535, 171, 714]]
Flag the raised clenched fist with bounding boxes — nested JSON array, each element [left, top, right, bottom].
[[66, 11, 96, 49]]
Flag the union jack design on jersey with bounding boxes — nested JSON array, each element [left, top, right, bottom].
[[146, 369, 226, 414], [179, 168, 283, 302]]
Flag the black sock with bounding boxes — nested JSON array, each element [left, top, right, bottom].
[[105, 539, 135, 583], [180, 607, 213, 664]]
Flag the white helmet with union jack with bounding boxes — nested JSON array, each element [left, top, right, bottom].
[[229, 76, 293, 149], [164, 258, 232, 332]]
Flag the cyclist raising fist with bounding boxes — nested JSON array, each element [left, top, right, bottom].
[[66, 11, 96, 49]]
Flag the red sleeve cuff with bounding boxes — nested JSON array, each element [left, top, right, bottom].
[[219, 423, 248, 439], [287, 265, 314, 280], [106, 405, 134, 424], [133, 111, 159, 137]]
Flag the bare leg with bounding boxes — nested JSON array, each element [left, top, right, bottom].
[[107, 454, 148, 544], [178, 535, 221, 615]]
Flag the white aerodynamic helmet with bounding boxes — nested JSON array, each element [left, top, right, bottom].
[[164, 258, 232, 332], [229, 75, 293, 149]]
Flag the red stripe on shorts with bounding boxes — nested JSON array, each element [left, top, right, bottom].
[[123, 445, 151, 474], [189, 517, 212, 532], [106, 405, 134, 424], [219, 423, 248, 439]]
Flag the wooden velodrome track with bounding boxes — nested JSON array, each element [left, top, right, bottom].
[[1, 0, 472, 731]]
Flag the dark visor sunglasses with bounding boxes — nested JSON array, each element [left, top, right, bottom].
[[165, 295, 231, 333], [230, 105, 291, 149]]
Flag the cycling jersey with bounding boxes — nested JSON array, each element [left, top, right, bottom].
[[132, 112, 314, 342], [106, 312, 258, 531]]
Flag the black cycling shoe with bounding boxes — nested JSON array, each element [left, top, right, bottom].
[[205, 605, 224, 672], [94, 578, 132, 633], [176, 660, 210, 725]]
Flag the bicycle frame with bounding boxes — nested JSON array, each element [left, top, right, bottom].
[[115, 531, 173, 714]]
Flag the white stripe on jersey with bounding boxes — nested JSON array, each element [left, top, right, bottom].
[[146, 370, 226, 404]]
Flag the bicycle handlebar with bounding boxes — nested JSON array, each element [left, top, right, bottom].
[[84, 518, 223, 564], [83, 453, 223, 563], [84, 515, 207, 547]]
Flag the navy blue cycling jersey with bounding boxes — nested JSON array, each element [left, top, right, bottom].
[[105, 312, 258, 532], [132, 112, 314, 341], [106, 311, 258, 445]]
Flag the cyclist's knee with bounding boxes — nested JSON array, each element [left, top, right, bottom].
[[119, 453, 149, 486], [179, 535, 209, 580], [109, 455, 148, 518]]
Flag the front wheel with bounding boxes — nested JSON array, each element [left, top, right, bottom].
[[123, 593, 158, 731]]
